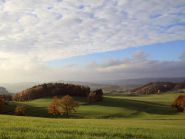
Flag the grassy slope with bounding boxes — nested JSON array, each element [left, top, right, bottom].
[[5, 92, 184, 119], [1, 92, 185, 139]]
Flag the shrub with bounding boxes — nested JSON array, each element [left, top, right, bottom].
[[172, 95, 185, 112], [48, 95, 79, 117], [15, 106, 26, 116]]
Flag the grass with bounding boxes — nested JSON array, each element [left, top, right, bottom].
[[0, 115, 185, 139], [0, 92, 185, 138]]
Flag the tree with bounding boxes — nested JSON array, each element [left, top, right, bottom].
[[48, 97, 60, 115], [0, 96, 5, 113], [15, 105, 26, 116], [48, 95, 79, 117], [172, 95, 185, 112], [88, 89, 103, 103]]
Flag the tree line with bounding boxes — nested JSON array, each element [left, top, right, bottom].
[[13, 83, 91, 101]]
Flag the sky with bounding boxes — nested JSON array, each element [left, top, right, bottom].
[[0, 0, 185, 83]]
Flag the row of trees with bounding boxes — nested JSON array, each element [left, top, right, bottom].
[[14, 83, 90, 101]]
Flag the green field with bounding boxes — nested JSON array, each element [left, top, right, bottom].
[[0, 92, 185, 139]]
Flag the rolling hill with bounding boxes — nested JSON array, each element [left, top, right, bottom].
[[131, 81, 185, 95], [1, 77, 185, 93], [3, 92, 184, 119], [105, 77, 185, 89]]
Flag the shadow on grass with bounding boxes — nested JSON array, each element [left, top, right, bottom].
[[93, 97, 177, 115], [3, 102, 83, 118], [100, 111, 142, 119], [2, 96, 178, 118]]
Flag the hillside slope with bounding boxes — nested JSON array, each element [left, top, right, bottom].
[[131, 81, 185, 95], [5, 92, 184, 119]]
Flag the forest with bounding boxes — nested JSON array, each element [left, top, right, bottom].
[[13, 83, 90, 101]]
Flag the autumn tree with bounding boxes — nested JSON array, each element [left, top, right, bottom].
[[15, 105, 26, 116], [48, 95, 79, 117], [172, 95, 185, 112], [0, 96, 5, 113], [48, 97, 60, 115]]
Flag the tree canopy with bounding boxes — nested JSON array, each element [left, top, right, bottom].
[[48, 95, 79, 117]]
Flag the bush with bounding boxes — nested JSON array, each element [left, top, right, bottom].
[[172, 95, 185, 112], [48, 95, 79, 117], [15, 106, 26, 116]]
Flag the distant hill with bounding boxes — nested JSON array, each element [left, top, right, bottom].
[[58, 80, 120, 90], [2, 77, 185, 93], [0, 87, 9, 95], [0, 82, 38, 93], [105, 77, 185, 89], [131, 81, 185, 95]]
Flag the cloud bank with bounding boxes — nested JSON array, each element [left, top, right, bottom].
[[1, 51, 185, 83]]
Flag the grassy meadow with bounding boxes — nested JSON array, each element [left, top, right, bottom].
[[1, 115, 185, 139], [0, 92, 185, 138]]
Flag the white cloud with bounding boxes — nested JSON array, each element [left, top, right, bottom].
[[0, 0, 185, 82], [0, 0, 185, 61]]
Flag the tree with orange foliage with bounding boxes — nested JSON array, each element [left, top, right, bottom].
[[0, 96, 5, 113], [172, 94, 185, 112], [48, 95, 79, 117], [15, 105, 26, 116], [48, 97, 60, 115]]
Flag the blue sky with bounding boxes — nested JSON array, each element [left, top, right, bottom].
[[49, 40, 185, 66], [0, 0, 185, 83]]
